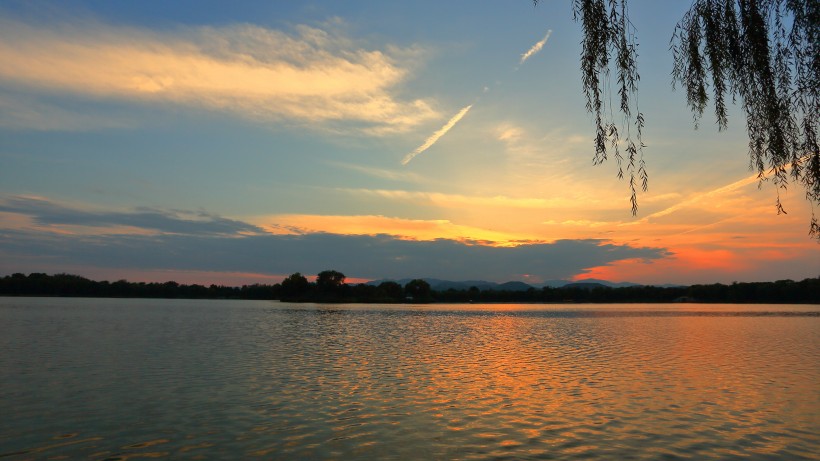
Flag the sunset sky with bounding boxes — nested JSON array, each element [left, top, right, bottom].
[[1, 0, 817, 286]]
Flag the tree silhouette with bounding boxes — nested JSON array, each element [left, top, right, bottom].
[[316, 270, 346, 292], [377, 281, 404, 301], [536, 0, 818, 236], [404, 279, 432, 302], [281, 272, 310, 297], [1, 272, 817, 303]]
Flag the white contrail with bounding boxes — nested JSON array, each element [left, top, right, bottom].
[[645, 174, 760, 221], [621, 173, 760, 226], [402, 104, 473, 165], [623, 155, 814, 227], [519, 29, 552, 65]]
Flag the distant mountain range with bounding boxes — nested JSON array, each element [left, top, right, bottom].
[[364, 278, 677, 291]]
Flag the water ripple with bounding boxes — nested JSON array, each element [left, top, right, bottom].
[[0, 299, 817, 460]]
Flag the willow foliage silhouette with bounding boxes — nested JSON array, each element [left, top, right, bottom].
[[536, 0, 818, 236]]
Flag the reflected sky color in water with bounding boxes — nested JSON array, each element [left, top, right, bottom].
[[1, 298, 818, 459]]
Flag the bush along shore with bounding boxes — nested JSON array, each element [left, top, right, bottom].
[[1, 272, 818, 304]]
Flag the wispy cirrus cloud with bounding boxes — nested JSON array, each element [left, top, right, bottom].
[[0, 92, 132, 131], [519, 29, 552, 65], [495, 123, 586, 171], [0, 195, 263, 236], [341, 187, 598, 210], [326, 161, 426, 184], [0, 16, 438, 133], [253, 214, 527, 244], [402, 104, 473, 165]]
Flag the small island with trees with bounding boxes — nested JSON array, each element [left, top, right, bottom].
[[1, 271, 818, 304]]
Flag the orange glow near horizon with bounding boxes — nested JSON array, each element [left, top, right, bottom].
[[1, 6, 818, 288], [254, 214, 545, 246], [246, 178, 819, 285], [2, 171, 817, 286]]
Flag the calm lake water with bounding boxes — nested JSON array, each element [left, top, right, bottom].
[[1, 298, 818, 460]]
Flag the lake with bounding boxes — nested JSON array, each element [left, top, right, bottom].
[[1, 298, 818, 460]]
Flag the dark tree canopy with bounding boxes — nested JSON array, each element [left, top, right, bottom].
[[377, 281, 404, 299], [3, 272, 818, 303], [316, 270, 346, 291], [281, 272, 310, 296], [404, 279, 432, 302], [537, 0, 819, 236]]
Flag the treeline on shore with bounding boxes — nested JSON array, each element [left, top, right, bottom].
[[1, 271, 818, 304]]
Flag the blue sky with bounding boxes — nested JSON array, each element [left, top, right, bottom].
[[1, 0, 817, 286]]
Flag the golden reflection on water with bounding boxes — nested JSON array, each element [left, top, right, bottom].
[[375, 311, 819, 459], [1, 301, 817, 460]]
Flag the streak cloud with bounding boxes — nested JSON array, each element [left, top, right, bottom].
[[519, 29, 552, 65], [402, 104, 473, 165]]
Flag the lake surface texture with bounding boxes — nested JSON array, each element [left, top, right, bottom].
[[1, 298, 818, 460]]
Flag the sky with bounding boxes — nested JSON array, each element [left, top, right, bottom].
[[1, 0, 817, 286]]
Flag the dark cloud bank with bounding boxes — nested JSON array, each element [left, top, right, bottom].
[[0, 196, 671, 281], [0, 196, 262, 235]]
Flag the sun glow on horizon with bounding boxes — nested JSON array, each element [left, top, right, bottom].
[[0, 2, 817, 287]]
